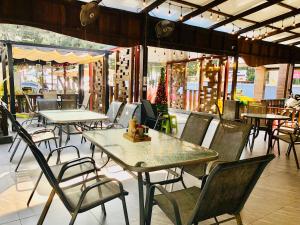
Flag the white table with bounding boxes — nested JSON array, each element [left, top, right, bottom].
[[83, 128, 218, 225], [39, 109, 108, 146]]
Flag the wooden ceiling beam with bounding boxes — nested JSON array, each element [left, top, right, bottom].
[[141, 0, 167, 14], [275, 34, 299, 43], [237, 8, 300, 34], [181, 0, 228, 22], [265, 22, 300, 37], [291, 40, 300, 46], [209, 0, 283, 30]]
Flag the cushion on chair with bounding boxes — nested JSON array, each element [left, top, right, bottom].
[[31, 131, 57, 143]]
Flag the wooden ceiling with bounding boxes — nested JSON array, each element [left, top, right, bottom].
[[1, 0, 300, 66]]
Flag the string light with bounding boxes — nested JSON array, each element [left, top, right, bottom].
[[154, 48, 156, 53], [180, 6, 183, 21], [210, 12, 213, 19], [168, 3, 171, 16], [264, 27, 268, 37], [217, 9, 220, 21], [293, 16, 296, 27], [245, 34, 248, 41], [231, 23, 234, 34], [163, 50, 166, 55], [173, 51, 176, 56], [156, 6, 159, 11], [238, 35, 241, 39], [281, 20, 284, 30], [252, 30, 255, 40], [180, 51, 183, 56], [143, 0, 146, 6], [200, 13, 203, 18], [258, 28, 262, 39]]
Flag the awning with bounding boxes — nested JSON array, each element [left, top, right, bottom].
[[12, 47, 103, 64]]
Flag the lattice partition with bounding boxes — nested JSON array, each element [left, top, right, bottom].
[[91, 58, 105, 112], [114, 48, 133, 102], [169, 63, 186, 109]]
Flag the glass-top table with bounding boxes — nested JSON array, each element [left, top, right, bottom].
[[39, 109, 108, 146], [242, 113, 290, 153], [83, 128, 218, 225]]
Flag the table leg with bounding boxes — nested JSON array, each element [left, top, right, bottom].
[[250, 118, 260, 151], [266, 120, 273, 154], [58, 124, 63, 147], [137, 172, 145, 225]]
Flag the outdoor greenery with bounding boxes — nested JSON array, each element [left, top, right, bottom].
[[0, 24, 111, 50], [246, 67, 255, 82]]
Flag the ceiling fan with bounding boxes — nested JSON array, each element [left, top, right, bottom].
[[80, 0, 102, 27], [155, 20, 175, 39]]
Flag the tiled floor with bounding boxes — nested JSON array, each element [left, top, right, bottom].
[[0, 115, 299, 225]]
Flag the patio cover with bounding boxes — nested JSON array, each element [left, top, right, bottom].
[[12, 47, 103, 64]]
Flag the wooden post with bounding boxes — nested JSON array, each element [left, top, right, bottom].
[[7, 43, 16, 117], [141, 13, 148, 100], [89, 63, 93, 110], [231, 55, 239, 100], [134, 46, 140, 102], [78, 64, 84, 104], [198, 60, 204, 111], [254, 66, 266, 100], [223, 57, 229, 103], [129, 47, 134, 103], [1, 46, 8, 104], [104, 54, 110, 113], [276, 64, 294, 98]]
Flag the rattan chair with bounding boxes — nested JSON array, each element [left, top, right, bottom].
[[183, 120, 252, 180], [146, 154, 275, 225], [37, 99, 58, 111], [17, 121, 130, 225]]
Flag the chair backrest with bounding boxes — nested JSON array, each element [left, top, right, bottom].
[[190, 154, 274, 224], [24, 94, 34, 112], [106, 101, 124, 123], [80, 92, 91, 109], [180, 113, 214, 146], [209, 120, 252, 162], [247, 101, 267, 114], [222, 100, 239, 121], [37, 99, 58, 111], [43, 91, 57, 100], [141, 99, 156, 119], [61, 94, 77, 109], [0, 102, 72, 211], [118, 103, 138, 128]]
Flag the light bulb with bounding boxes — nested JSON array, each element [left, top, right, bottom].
[[210, 12, 213, 19]]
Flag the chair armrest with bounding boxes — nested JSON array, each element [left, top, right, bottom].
[[47, 145, 81, 162], [152, 185, 182, 225], [76, 177, 126, 209], [57, 157, 97, 182], [205, 160, 227, 175]]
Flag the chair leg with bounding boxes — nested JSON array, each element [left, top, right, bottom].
[[15, 145, 28, 172], [37, 189, 55, 225], [10, 138, 22, 162], [121, 195, 130, 225], [235, 214, 243, 225], [8, 134, 18, 152], [214, 217, 220, 225], [27, 171, 43, 206], [291, 144, 300, 169], [54, 139, 58, 148], [277, 139, 281, 156], [286, 144, 292, 157], [101, 204, 107, 216], [264, 131, 267, 141], [69, 212, 79, 225], [145, 186, 155, 225]]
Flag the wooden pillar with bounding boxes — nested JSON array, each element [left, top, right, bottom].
[[223, 57, 230, 102], [134, 46, 140, 102], [1, 46, 8, 104], [104, 54, 110, 113], [63, 64, 67, 94], [7, 43, 16, 117], [78, 64, 84, 104], [141, 45, 148, 100], [231, 55, 239, 100], [89, 63, 93, 110], [276, 64, 294, 98], [254, 66, 266, 100]]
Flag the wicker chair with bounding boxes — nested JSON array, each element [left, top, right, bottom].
[[183, 120, 252, 180], [61, 94, 77, 109], [37, 99, 58, 111], [146, 154, 275, 225], [17, 120, 129, 225]]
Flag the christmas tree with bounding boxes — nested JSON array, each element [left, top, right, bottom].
[[155, 67, 168, 113]]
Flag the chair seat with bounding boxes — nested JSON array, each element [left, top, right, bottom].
[[62, 176, 127, 212], [31, 131, 57, 143], [154, 186, 201, 225], [50, 160, 96, 182], [62, 125, 82, 135], [183, 164, 206, 179], [274, 134, 300, 143]]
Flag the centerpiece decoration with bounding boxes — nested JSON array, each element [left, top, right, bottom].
[[123, 117, 151, 142]]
